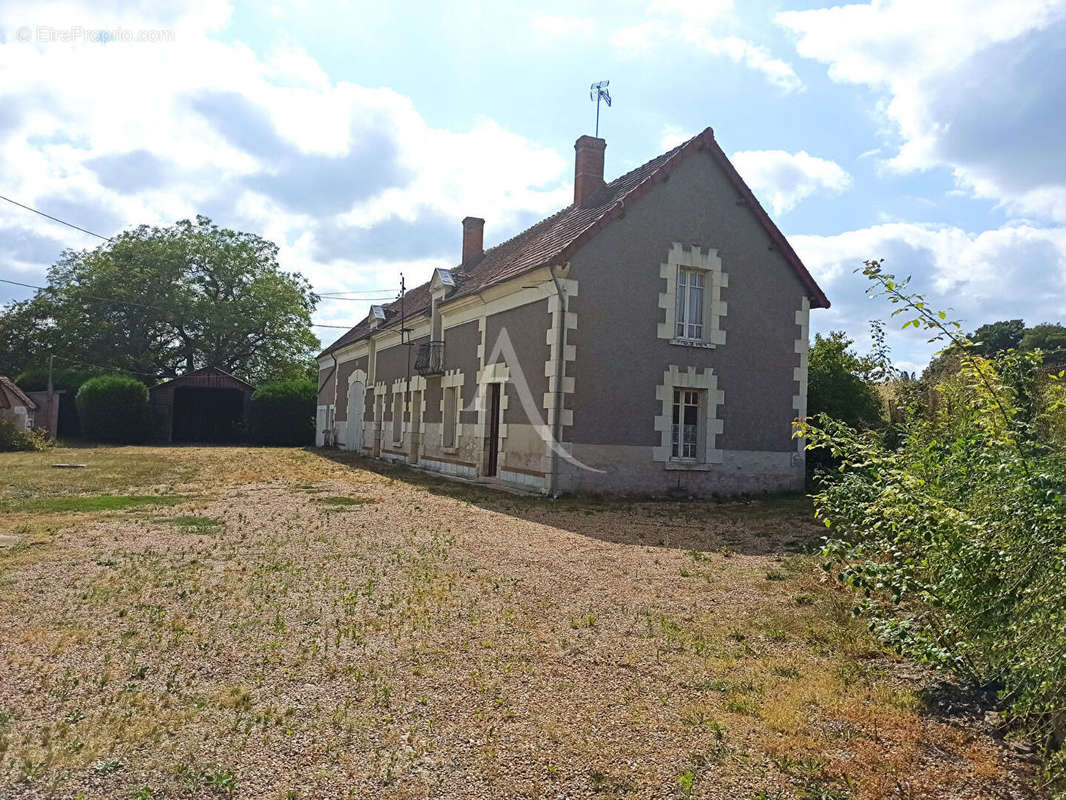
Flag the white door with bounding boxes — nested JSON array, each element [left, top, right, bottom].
[[347, 381, 365, 451], [315, 405, 327, 447]]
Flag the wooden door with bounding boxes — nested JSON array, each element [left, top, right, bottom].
[[485, 383, 501, 477]]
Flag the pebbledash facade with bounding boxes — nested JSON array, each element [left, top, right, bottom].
[[316, 128, 829, 496]]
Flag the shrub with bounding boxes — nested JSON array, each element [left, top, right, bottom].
[[0, 419, 52, 452], [76, 375, 150, 443], [248, 377, 315, 445], [15, 367, 103, 438], [802, 261, 1066, 792]]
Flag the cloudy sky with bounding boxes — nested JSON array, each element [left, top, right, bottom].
[[1, 0, 1064, 372]]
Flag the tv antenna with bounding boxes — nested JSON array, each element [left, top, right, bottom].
[[590, 80, 612, 137]]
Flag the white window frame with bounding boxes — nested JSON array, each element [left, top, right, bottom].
[[674, 268, 705, 342], [440, 369, 464, 453], [391, 390, 404, 446], [657, 243, 727, 348], [442, 386, 458, 449], [653, 365, 724, 467], [671, 388, 702, 461]]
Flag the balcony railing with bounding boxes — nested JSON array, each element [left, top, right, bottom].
[[414, 340, 445, 376]]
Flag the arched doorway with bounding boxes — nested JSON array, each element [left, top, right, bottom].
[[346, 370, 366, 451]]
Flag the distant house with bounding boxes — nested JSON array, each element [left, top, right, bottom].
[[0, 376, 37, 431], [316, 127, 829, 495]]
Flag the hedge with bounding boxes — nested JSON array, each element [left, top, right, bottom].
[[75, 375, 150, 443], [248, 377, 316, 445]]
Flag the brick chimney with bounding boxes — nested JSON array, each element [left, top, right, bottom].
[[461, 216, 485, 264], [574, 135, 606, 206]]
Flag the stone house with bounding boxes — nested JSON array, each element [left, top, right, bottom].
[[0, 376, 37, 431], [316, 127, 829, 495]]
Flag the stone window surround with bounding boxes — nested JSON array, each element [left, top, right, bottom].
[[440, 369, 464, 454], [543, 276, 579, 474], [653, 365, 724, 468], [657, 242, 727, 348]]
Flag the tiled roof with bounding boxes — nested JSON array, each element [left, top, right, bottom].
[[318, 127, 828, 358], [0, 376, 37, 410]]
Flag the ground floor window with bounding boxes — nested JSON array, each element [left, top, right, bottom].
[[671, 388, 701, 460], [392, 392, 403, 444], [442, 386, 458, 448]]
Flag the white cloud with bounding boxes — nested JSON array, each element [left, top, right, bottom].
[[731, 150, 851, 214], [659, 124, 695, 151], [679, 27, 802, 93], [609, 20, 670, 54], [778, 0, 1066, 220], [611, 2, 802, 92], [530, 14, 593, 37], [792, 222, 1066, 365], [0, 1, 572, 337], [648, 0, 734, 23]]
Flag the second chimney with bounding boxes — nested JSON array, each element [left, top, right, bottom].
[[462, 216, 484, 264], [574, 135, 606, 206]]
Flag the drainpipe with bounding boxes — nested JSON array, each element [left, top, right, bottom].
[[548, 264, 567, 497], [318, 352, 338, 446]]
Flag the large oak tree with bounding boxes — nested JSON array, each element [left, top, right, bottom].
[[0, 216, 319, 384]]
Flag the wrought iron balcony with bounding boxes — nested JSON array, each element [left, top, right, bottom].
[[414, 340, 445, 376]]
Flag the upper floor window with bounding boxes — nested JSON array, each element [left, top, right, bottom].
[[657, 243, 728, 348], [675, 268, 705, 341]]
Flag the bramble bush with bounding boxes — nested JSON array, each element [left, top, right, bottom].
[[0, 418, 52, 451], [799, 260, 1066, 796]]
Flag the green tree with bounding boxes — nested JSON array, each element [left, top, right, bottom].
[[5, 216, 319, 384], [972, 319, 1026, 355], [807, 331, 883, 428], [1020, 323, 1066, 365], [0, 300, 48, 377]]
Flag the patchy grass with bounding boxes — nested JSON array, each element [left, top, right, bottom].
[[162, 515, 226, 533], [314, 495, 377, 507], [0, 446, 1037, 799], [1, 494, 186, 514]]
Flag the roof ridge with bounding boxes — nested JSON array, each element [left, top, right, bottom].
[[317, 125, 828, 359]]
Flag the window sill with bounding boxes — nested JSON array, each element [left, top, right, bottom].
[[669, 337, 716, 349], [665, 460, 712, 471], [441, 445, 459, 455]]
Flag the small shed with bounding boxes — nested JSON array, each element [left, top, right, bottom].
[[149, 367, 255, 443], [0, 376, 37, 430]]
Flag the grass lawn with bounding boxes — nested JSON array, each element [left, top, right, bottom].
[[0, 447, 1040, 799]]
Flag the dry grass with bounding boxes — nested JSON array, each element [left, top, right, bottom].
[[0, 447, 1041, 799]]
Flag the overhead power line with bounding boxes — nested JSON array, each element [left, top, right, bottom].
[[0, 277, 354, 330], [0, 193, 112, 241], [0, 193, 401, 303]]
